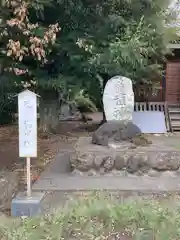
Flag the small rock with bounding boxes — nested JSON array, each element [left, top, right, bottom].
[[73, 153, 94, 171], [104, 172, 114, 176], [135, 171, 144, 176], [175, 168, 180, 176], [128, 144, 137, 149], [87, 169, 97, 176], [161, 171, 177, 177], [113, 170, 129, 176], [71, 169, 84, 176], [126, 156, 139, 173], [127, 173, 138, 178], [100, 168, 105, 175], [94, 155, 108, 169], [114, 155, 125, 170], [104, 156, 115, 172], [148, 169, 160, 177], [108, 143, 117, 149], [130, 134, 152, 146], [0, 178, 6, 183]]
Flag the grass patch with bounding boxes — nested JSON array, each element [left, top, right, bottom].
[[1, 192, 180, 239]]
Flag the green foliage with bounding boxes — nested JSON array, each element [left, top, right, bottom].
[[73, 90, 97, 113], [52, 0, 178, 83], [0, 92, 16, 124], [0, 75, 19, 124], [0, 0, 179, 112], [1, 193, 180, 239], [39, 0, 179, 107]]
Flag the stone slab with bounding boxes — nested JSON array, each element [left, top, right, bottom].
[[132, 111, 167, 133], [11, 191, 45, 217], [76, 136, 178, 152], [40, 152, 72, 178], [32, 174, 180, 192]]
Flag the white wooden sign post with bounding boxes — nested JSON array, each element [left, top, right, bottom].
[[18, 90, 38, 198]]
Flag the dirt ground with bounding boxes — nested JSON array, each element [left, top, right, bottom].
[[0, 115, 98, 214]]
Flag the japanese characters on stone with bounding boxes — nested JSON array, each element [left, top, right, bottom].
[[103, 76, 134, 121]]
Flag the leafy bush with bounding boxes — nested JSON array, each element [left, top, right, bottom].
[[74, 90, 97, 113], [0, 93, 17, 125], [1, 193, 180, 239]]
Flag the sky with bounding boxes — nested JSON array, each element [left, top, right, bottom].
[[168, 0, 180, 27]]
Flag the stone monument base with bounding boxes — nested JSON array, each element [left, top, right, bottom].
[[11, 192, 45, 217], [71, 137, 180, 176]]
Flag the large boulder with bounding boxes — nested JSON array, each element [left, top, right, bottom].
[[126, 153, 149, 173], [149, 152, 180, 171], [71, 153, 95, 171], [92, 120, 142, 146], [114, 155, 126, 170]]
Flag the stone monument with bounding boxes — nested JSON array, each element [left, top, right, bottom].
[[92, 76, 149, 146], [103, 75, 134, 121]]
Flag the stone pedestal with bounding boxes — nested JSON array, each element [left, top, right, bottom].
[[71, 137, 180, 175], [11, 192, 45, 217]]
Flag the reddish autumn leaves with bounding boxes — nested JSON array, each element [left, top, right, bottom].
[[2, 0, 60, 87]]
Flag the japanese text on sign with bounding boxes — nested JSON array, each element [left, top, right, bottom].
[[18, 90, 37, 158]]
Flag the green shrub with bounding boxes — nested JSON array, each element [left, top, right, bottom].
[[1, 193, 180, 239], [0, 93, 16, 125], [74, 90, 97, 113]]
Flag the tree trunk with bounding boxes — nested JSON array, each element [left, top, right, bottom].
[[101, 110, 106, 124], [100, 76, 108, 125], [39, 90, 60, 133]]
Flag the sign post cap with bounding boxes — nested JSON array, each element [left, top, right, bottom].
[[15, 89, 41, 98]]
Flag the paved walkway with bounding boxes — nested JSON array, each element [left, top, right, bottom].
[[31, 138, 180, 213], [33, 174, 180, 191]]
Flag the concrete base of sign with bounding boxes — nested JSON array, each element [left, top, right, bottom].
[[11, 191, 45, 217]]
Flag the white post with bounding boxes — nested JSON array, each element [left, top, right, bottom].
[[26, 157, 31, 197], [18, 90, 39, 198]]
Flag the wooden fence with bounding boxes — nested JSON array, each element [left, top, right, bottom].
[[134, 102, 165, 112]]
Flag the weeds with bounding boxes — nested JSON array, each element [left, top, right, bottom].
[[0, 192, 180, 239]]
